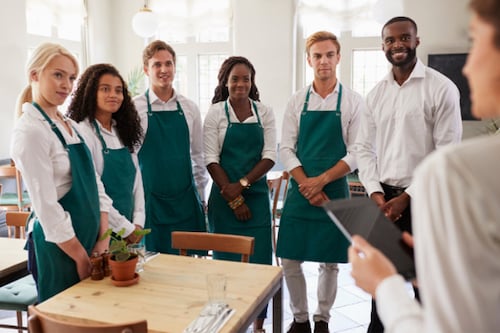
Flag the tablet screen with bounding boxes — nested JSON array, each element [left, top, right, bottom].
[[323, 197, 416, 280]]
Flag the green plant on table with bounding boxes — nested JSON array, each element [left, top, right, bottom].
[[100, 228, 151, 262]]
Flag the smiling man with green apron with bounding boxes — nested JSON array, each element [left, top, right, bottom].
[[277, 31, 365, 333], [134, 41, 208, 254]]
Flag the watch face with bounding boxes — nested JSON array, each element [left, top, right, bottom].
[[240, 178, 249, 188]]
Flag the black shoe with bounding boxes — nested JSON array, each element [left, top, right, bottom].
[[313, 320, 329, 333], [287, 319, 312, 333]]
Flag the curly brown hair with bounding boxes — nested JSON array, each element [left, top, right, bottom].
[[211, 56, 260, 104], [67, 64, 143, 152]]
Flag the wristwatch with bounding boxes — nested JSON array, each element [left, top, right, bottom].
[[239, 177, 250, 189]]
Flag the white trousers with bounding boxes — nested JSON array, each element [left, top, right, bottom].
[[282, 258, 339, 323]]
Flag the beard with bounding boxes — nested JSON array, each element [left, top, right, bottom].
[[385, 46, 417, 67]]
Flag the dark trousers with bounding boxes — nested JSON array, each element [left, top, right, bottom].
[[367, 183, 419, 333]]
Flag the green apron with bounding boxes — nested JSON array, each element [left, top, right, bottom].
[[207, 101, 272, 264], [138, 90, 205, 254], [276, 85, 350, 263], [32, 103, 100, 302], [93, 120, 135, 221]]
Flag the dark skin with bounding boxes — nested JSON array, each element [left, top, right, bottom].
[[371, 20, 420, 221], [207, 65, 274, 221]]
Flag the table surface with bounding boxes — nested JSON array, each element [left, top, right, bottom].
[[0, 237, 28, 285], [37, 254, 283, 333]]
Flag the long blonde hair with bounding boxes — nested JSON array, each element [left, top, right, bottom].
[[15, 43, 79, 118]]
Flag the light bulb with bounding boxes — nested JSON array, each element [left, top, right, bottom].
[[132, 7, 159, 38]]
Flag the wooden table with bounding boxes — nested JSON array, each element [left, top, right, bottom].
[[0, 237, 29, 286], [37, 254, 283, 333]]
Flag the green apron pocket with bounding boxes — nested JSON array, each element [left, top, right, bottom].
[[149, 188, 195, 225]]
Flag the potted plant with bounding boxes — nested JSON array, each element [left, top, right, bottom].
[[100, 228, 151, 285]]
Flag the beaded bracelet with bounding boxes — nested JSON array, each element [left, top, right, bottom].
[[228, 195, 245, 210]]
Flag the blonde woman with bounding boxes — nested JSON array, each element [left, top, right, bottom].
[[11, 43, 111, 302]]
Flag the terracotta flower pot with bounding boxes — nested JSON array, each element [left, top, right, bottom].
[[109, 255, 138, 282]]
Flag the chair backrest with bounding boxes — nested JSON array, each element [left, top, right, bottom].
[[267, 171, 289, 266], [27, 305, 147, 333], [171, 231, 255, 262], [6, 211, 30, 239], [0, 164, 30, 211]]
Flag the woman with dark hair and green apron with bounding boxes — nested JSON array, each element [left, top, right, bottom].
[[204, 56, 276, 333], [11, 43, 112, 302], [276, 32, 364, 333], [68, 64, 146, 244], [134, 40, 208, 254]]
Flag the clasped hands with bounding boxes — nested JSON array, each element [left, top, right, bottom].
[[299, 175, 329, 206], [220, 182, 252, 221]]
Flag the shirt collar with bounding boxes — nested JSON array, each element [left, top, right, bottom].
[[309, 79, 340, 99], [23, 102, 68, 122], [384, 58, 425, 84], [147, 88, 177, 104]]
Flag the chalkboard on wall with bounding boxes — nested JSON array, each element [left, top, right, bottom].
[[428, 53, 477, 120]]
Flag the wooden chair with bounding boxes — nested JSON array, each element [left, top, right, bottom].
[[27, 305, 147, 333], [267, 171, 289, 266], [0, 211, 37, 333], [5, 211, 30, 239], [171, 231, 254, 263], [0, 164, 30, 212]]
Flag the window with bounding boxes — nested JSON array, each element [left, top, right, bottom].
[[151, 0, 232, 118], [295, 0, 392, 94], [198, 54, 228, 117], [26, 0, 86, 113], [352, 49, 389, 96]]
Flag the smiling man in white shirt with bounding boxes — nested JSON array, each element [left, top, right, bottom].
[[355, 16, 462, 332]]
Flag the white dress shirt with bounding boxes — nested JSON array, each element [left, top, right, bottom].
[[77, 118, 145, 237], [10, 103, 112, 243], [280, 81, 363, 172], [134, 89, 208, 201], [376, 135, 500, 332], [204, 99, 277, 165], [356, 59, 463, 197]]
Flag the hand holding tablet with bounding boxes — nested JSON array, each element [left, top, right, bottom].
[[323, 197, 416, 280]]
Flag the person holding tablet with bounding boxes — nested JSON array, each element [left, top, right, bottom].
[[349, 1, 500, 331]]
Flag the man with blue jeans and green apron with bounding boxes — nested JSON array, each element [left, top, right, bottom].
[[134, 40, 208, 253], [277, 31, 365, 333]]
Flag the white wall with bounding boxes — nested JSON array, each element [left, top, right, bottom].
[[0, 0, 489, 159], [0, 1, 27, 160]]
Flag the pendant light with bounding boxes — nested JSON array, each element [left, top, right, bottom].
[[131, 0, 159, 38]]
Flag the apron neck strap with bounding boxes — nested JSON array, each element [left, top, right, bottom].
[[145, 89, 183, 115], [224, 100, 262, 126], [92, 119, 109, 152], [302, 83, 343, 114], [32, 102, 88, 148]]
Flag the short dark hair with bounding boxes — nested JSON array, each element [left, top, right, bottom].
[[382, 16, 418, 37]]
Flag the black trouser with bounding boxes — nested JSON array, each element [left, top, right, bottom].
[[367, 183, 419, 333]]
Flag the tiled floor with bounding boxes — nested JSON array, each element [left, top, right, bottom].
[[0, 263, 371, 333], [258, 262, 371, 333]]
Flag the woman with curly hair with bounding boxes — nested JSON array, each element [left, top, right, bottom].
[[204, 56, 276, 332], [68, 64, 145, 244]]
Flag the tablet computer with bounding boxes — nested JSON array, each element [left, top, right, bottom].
[[323, 197, 416, 280]]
